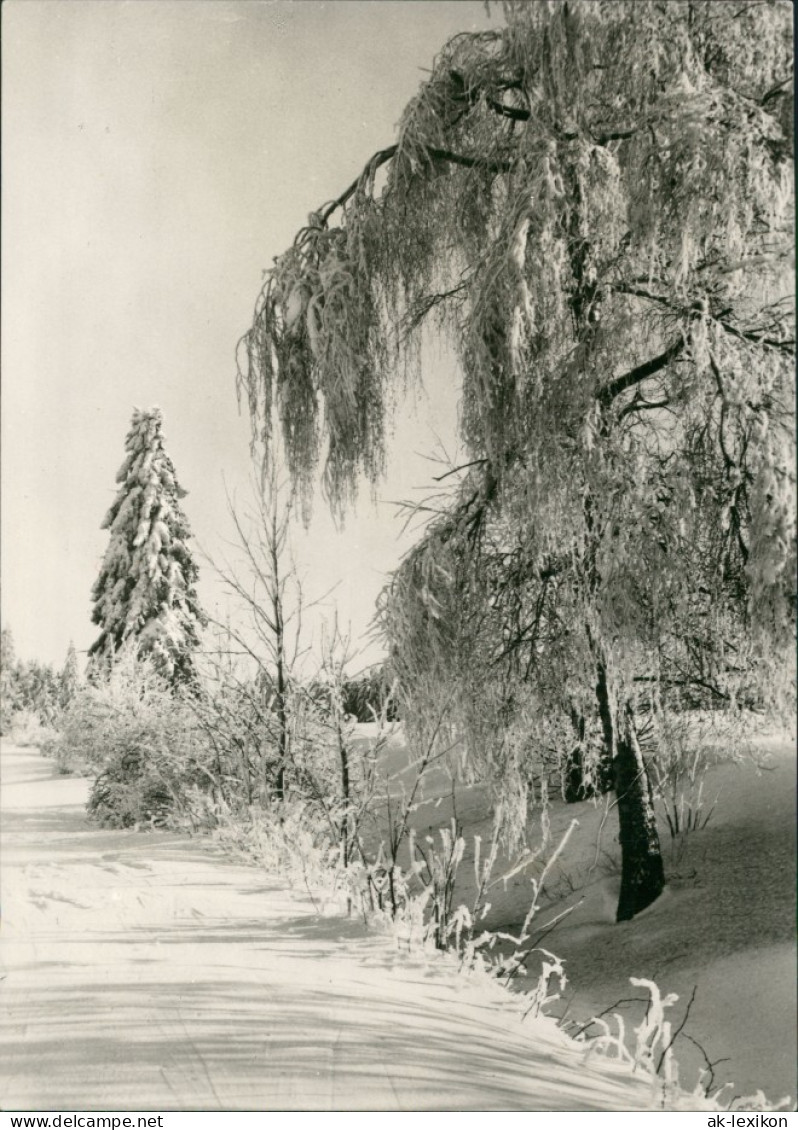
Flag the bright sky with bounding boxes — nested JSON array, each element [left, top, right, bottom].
[[2, 0, 499, 672]]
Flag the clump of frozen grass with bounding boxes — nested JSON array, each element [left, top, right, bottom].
[[378, 804, 581, 1030], [211, 795, 349, 913], [728, 1091, 794, 1113], [646, 708, 761, 855], [627, 977, 680, 1085], [649, 722, 721, 852], [572, 977, 793, 1112]]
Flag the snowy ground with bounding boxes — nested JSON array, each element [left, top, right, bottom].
[[2, 726, 794, 1111], [358, 722, 797, 1103], [536, 737, 797, 1106], [1, 740, 697, 1112]]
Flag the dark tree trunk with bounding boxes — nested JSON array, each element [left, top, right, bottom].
[[563, 708, 589, 803], [593, 660, 665, 921], [269, 506, 289, 804], [275, 762, 286, 802], [613, 708, 665, 922], [563, 708, 614, 802], [563, 745, 590, 803], [563, 746, 615, 802]]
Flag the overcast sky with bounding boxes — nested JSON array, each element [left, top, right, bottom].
[[2, 0, 499, 671]]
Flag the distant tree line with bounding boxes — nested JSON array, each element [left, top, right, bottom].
[[1, 628, 79, 733]]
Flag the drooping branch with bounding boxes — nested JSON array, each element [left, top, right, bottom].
[[713, 319, 795, 355], [314, 98, 637, 236], [597, 339, 685, 409], [484, 94, 531, 123], [760, 72, 793, 106], [448, 69, 531, 122], [449, 69, 638, 143], [317, 143, 512, 229], [432, 458, 488, 483], [318, 145, 398, 226], [481, 96, 638, 143], [402, 279, 471, 338], [618, 395, 672, 421], [613, 283, 795, 355]]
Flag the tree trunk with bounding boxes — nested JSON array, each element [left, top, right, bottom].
[[563, 707, 614, 802], [613, 708, 665, 922], [337, 713, 351, 868], [593, 660, 665, 921], [270, 508, 289, 804], [275, 761, 286, 803], [563, 708, 589, 802], [273, 646, 288, 803]]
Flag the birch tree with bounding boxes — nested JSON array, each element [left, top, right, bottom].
[[239, 1, 794, 919]]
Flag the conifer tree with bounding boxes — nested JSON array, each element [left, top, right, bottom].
[[89, 408, 205, 685], [59, 642, 80, 711]]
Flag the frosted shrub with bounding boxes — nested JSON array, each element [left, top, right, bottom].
[[54, 648, 214, 828], [214, 796, 347, 907], [647, 708, 752, 849], [88, 740, 175, 828], [407, 819, 467, 950], [8, 709, 60, 750], [87, 722, 210, 828]]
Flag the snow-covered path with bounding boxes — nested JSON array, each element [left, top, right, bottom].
[[1, 742, 665, 1112]]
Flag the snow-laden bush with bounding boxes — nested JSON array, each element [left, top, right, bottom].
[[212, 795, 342, 899], [7, 709, 60, 750], [212, 799, 407, 924], [52, 647, 215, 827], [88, 740, 175, 828], [645, 708, 757, 852]]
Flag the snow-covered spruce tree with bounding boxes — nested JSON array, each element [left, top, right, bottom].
[[239, 2, 794, 920], [59, 642, 80, 711], [11, 659, 61, 727], [89, 408, 205, 686]]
